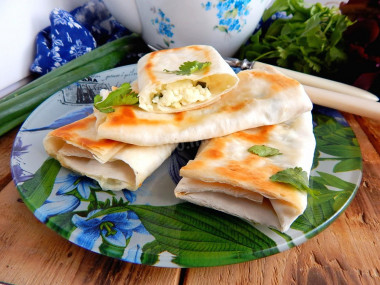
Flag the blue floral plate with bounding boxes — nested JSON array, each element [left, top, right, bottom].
[[11, 64, 362, 268]]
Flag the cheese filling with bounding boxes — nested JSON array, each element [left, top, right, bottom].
[[151, 79, 212, 110], [99, 88, 111, 99]]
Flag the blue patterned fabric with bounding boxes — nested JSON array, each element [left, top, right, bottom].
[[31, 0, 130, 75]]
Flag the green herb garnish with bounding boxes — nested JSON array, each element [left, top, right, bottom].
[[94, 82, 138, 113], [270, 167, 310, 191], [239, 0, 353, 74], [248, 145, 282, 157], [164, 61, 211, 75]]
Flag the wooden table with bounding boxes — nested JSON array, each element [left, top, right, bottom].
[[0, 113, 379, 285]]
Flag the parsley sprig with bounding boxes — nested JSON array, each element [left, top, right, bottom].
[[270, 167, 310, 192], [94, 82, 138, 113], [248, 145, 282, 157], [164, 61, 211, 75], [239, 0, 353, 74], [270, 167, 318, 199]]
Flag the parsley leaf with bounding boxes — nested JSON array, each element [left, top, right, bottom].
[[248, 145, 282, 157], [270, 167, 310, 192], [239, 0, 353, 75], [94, 82, 138, 113], [164, 61, 211, 75]]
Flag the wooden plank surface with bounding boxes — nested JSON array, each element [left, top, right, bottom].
[[0, 128, 18, 190], [356, 116, 380, 154]]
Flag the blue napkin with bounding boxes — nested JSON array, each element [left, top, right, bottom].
[[30, 0, 130, 75]]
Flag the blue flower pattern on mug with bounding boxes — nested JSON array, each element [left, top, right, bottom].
[[202, 0, 252, 34], [151, 8, 175, 47]]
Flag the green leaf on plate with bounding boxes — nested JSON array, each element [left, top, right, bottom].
[[316, 171, 356, 191], [87, 191, 129, 212], [46, 212, 77, 239], [140, 240, 162, 266], [270, 229, 296, 248], [317, 129, 357, 145], [86, 206, 130, 220], [18, 158, 61, 210], [291, 171, 357, 236], [332, 191, 352, 212], [99, 238, 128, 259], [312, 112, 362, 173], [333, 158, 362, 173], [291, 195, 335, 236], [317, 145, 361, 158], [130, 203, 279, 267], [311, 146, 320, 170]]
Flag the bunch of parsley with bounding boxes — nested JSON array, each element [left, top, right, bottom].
[[239, 0, 353, 75]]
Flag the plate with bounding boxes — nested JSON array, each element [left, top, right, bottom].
[[11, 64, 362, 268]]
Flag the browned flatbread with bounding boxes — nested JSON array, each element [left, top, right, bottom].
[[43, 115, 176, 191], [137, 45, 239, 113], [94, 66, 313, 146], [175, 112, 316, 232]]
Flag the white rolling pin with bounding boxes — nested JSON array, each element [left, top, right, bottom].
[[304, 85, 380, 120], [225, 58, 379, 102], [255, 62, 379, 102], [226, 58, 380, 119]]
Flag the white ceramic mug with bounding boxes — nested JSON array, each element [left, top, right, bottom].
[[104, 0, 271, 57]]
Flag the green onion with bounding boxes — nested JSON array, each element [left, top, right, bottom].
[[0, 112, 31, 136], [0, 34, 145, 136]]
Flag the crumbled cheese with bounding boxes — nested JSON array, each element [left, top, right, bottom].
[[152, 79, 211, 110], [99, 89, 111, 100]]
